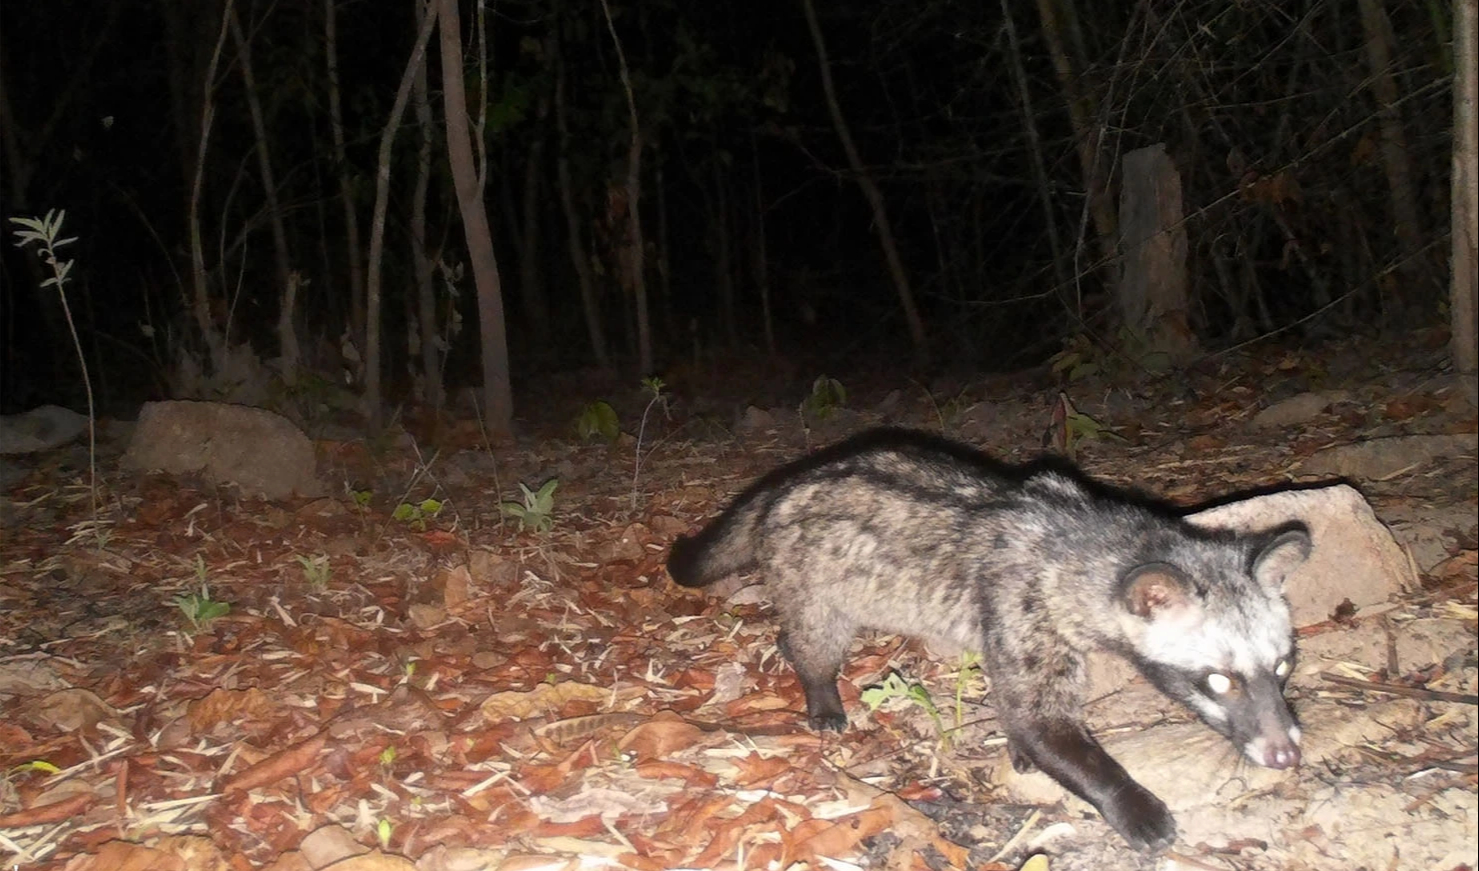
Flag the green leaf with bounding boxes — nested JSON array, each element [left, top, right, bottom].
[[576, 400, 620, 442]]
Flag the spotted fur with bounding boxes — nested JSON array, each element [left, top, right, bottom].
[[668, 428, 1310, 852]]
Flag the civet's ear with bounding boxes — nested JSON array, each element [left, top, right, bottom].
[[1120, 562, 1196, 620], [1250, 523, 1312, 592]]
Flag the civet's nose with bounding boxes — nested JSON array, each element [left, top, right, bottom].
[[1261, 736, 1300, 770]]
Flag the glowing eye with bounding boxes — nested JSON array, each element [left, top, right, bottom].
[[1275, 659, 1291, 679], [1207, 672, 1232, 694]]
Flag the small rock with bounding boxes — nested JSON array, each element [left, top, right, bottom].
[[1298, 434, 1476, 480], [0, 405, 88, 454], [1253, 390, 1349, 428], [1187, 484, 1414, 627], [738, 406, 777, 434]]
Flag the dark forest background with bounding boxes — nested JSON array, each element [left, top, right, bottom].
[[0, 0, 1467, 434]]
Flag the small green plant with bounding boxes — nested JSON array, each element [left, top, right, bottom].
[[631, 377, 669, 507], [173, 585, 231, 631], [350, 489, 374, 511], [1064, 409, 1125, 453], [575, 400, 620, 443], [1049, 333, 1102, 382], [951, 652, 984, 734], [11, 209, 98, 522], [861, 672, 946, 741], [376, 817, 393, 850], [378, 745, 398, 768], [801, 374, 847, 420], [393, 497, 443, 531], [500, 479, 557, 532], [9, 760, 61, 777], [1051, 393, 1126, 461], [296, 554, 331, 590]]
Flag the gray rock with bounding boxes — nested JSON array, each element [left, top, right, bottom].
[[1298, 434, 1476, 480], [1188, 484, 1414, 627], [1253, 390, 1350, 428], [121, 400, 325, 500], [0, 405, 88, 454]]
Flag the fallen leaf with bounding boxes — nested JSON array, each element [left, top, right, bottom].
[[792, 806, 893, 863], [320, 850, 417, 871], [186, 687, 276, 733], [60, 840, 184, 871], [0, 790, 95, 827], [730, 751, 790, 787], [617, 712, 706, 759], [221, 732, 327, 793]]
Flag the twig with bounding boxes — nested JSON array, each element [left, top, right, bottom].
[[1320, 671, 1479, 705]]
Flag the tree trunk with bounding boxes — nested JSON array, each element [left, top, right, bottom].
[[713, 157, 736, 346], [1118, 144, 1194, 363], [799, 0, 928, 365], [411, 0, 441, 410], [600, 0, 652, 375], [438, 0, 514, 439], [1033, 0, 1117, 285], [553, 24, 610, 369], [1002, 0, 1069, 299], [187, 1, 234, 371], [752, 134, 776, 357], [519, 94, 551, 352], [325, 0, 366, 357], [1452, 0, 1478, 376], [365, 0, 439, 427], [1357, 0, 1431, 304], [228, 5, 297, 381], [656, 162, 675, 340]]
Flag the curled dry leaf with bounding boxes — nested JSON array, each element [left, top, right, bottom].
[[220, 732, 327, 793], [729, 751, 790, 787], [616, 711, 706, 760], [0, 790, 95, 828]]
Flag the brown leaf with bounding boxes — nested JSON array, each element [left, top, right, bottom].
[[316, 850, 418, 871], [61, 840, 185, 871], [1186, 433, 1224, 452], [186, 687, 275, 734], [616, 711, 705, 760], [730, 752, 790, 787], [0, 790, 94, 828], [220, 732, 326, 793], [792, 806, 893, 864]]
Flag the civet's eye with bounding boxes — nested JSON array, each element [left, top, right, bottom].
[[1206, 672, 1232, 695], [1275, 658, 1291, 679]]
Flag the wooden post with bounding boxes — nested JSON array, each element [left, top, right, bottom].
[[1118, 143, 1195, 364]]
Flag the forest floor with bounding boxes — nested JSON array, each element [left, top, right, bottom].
[[1, 330, 1475, 871]]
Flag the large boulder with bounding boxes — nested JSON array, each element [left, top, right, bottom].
[[122, 401, 325, 500]]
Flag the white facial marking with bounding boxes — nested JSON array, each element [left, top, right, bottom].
[[1189, 695, 1228, 723], [1288, 724, 1301, 744], [1207, 672, 1232, 694], [1275, 658, 1291, 679]]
